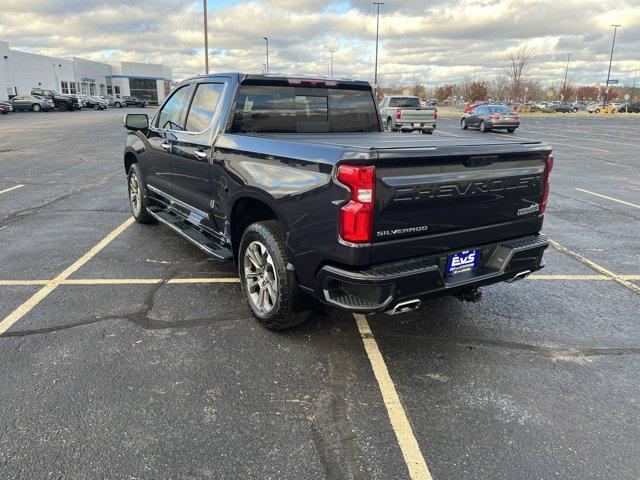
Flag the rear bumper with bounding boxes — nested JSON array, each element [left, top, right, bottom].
[[394, 122, 436, 132], [315, 233, 548, 313], [488, 121, 520, 128]]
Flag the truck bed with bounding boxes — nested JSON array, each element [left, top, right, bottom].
[[250, 132, 544, 151]]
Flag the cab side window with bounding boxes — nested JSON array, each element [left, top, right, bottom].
[[156, 85, 191, 131], [184, 83, 224, 132]]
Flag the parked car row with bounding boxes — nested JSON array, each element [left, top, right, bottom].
[[0, 89, 149, 114]]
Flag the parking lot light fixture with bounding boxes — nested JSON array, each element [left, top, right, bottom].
[[263, 37, 269, 74], [562, 53, 572, 99], [373, 2, 384, 87], [603, 24, 621, 107], [203, 0, 209, 74]]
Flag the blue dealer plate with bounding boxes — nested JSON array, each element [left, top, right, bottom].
[[446, 249, 479, 276]]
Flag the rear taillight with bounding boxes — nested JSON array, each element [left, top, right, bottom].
[[539, 154, 554, 215], [337, 164, 375, 243], [434, 109, 438, 120], [489, 114, 501, 119], [514, 114, 520, 119], [396, 107, 401, 120]]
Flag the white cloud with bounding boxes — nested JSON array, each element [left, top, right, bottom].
[[0, 0, 638, 86]]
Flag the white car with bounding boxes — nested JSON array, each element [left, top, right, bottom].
[[587, 102, 620, 113]]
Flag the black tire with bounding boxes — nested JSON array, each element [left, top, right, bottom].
[[127, 163, 155, 224], [479, 120, 488, 132], [58, 102, 68, 112], [421, 129, 433, 134], [461, 118, 468, 129], [32, 103, 42, 112], [114, 102, 121, 108], [595, 108, 600, 113], [507, 128, 516, 133], [239, 221, 311, 330]]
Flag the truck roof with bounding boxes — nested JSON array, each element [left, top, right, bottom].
[[182, 73, 372, 89]]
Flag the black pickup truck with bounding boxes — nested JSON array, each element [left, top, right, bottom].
[[30, 88, 81, 111], [123, 73, 552, 330]]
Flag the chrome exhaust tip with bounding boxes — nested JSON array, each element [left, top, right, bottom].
[[506, 270, 531, 283], [386, 299, 421, 315]]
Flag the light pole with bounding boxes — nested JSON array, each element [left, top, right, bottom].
[[328, 50, 335, 78], [263, 37, 269, 74], [373, 2, 384, 87], [203, 0, 209, 74], [561, 53, 572, 99], [603, 24, 621, 107]]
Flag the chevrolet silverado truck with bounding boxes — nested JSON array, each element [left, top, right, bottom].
[[123, 73, 552, 330], [379, 95, 437, 133]]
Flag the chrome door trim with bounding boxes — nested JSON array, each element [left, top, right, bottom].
[[146, 184, 209, 219]]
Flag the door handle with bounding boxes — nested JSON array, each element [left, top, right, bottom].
[[194, 149, 208, 160], [161, 141, 171, 151]]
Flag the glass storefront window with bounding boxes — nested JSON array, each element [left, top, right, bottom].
[[129, 77, 159, 105]]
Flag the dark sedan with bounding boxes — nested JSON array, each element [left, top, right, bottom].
[[620, 103, 640, 113], [461, 105, 520, 133], [123, 96, 148, 108], [550, 102, 573, 113]]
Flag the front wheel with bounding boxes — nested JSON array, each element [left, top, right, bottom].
[[32, 103, 42, 112], [421, 130, 433, 134], [114, 102, 122, 108], [595, 108, 600, 113], [127, 163, 155, 224], [479, 120, 489, 132], [239, 221, 311, 330], [58, 102, 68, 112], [461, 118, 468, 129], [507, 128, 516, 133]]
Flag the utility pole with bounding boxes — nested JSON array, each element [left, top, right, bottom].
[[373, 2, 384, 87], [263, 37, 269, 74], [603, 24, 621, 107], [203, 0, 209, 74], [329, 50, 335, 78], [561, 53, 572, 99]]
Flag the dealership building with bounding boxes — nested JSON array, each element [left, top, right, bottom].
[[0, 41, 172, 105]]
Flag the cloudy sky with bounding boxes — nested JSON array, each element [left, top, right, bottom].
[[1, 0, 638, 87]]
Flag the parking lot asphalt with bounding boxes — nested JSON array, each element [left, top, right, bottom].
[[0, 109, 639, 479]]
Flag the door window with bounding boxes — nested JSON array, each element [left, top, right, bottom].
[[184, 83, 224, 132], [156, 85, 191, 131]]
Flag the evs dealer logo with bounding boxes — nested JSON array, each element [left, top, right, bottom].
[[451, 251, 476, 268]]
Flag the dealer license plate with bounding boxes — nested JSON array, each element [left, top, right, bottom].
[[446, 249, 479, 276]]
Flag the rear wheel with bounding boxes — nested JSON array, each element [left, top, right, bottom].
[[58, 102, 68, 112], [421, 129, 433, 134], [32, 103, 42, 112], [507, 128, 516, 133], [239, 221, 311, 330], [114, 101, 122, 108], [595, 108, 600, 113], [127, 163, 155, 224]]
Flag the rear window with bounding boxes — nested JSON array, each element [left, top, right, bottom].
[[388, 97, 420, 108], [231, 85, 379, 133], [487, 105, 515, 114]]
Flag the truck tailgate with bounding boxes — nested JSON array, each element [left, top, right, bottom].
[[399, 108, 435, 122], [372, 149, 550, 263]]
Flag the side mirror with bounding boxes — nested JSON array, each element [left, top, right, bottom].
[[124, 113, 149, 131]]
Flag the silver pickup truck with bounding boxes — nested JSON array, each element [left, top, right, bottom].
[[379, 95, 437, 134]]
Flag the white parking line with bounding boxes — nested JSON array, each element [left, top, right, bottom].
[[575, 188, 640, 210], [0, 184, 25, 195], [0, 217, 135, 335], [355, 314, 433, 480], [549, 240, 640, 295], [519, 128, 640, 148], [486, 132, 610, 153]]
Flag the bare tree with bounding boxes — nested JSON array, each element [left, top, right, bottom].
[[504, 46, 536, 101], [411, 78, 424, 98]]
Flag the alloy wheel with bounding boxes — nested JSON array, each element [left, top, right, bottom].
[[244, 241, 278, 315], [128, 172, 141, 216]]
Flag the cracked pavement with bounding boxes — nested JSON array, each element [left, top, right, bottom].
[[0, 109, 639, 479]]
